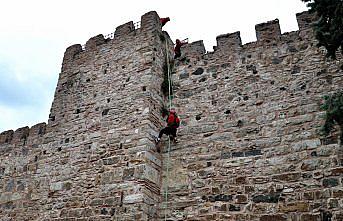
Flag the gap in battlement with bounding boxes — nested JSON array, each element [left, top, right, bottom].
[[191, 11, 305, 54]]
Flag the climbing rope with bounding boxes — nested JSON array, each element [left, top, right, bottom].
[[164, 39, 173, 221]]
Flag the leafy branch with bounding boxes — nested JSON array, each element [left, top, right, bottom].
[[321, 91, 343, 142], [301, 0, 343, 59]]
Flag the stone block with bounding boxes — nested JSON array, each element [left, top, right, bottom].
[[134, 164, 160, 185], [236, 194, 248, 204], [299, 214, 320, 221], [252, 192, 281, 203], [323, 178, 339, 187], [272, 172, 301, 182], [207, 194, 233, 202], [260, 214, 287, 221], [4, 179, 15, 192], [301, 159, 322, 171], [245, 149, 262, 157], [123, 168, 135, 180], [123, 194, 143, 204], [332, 188, 343, 198], [279, 202, 309, 212], [329, 167, 343, 176], [50, 182, 63, 191]]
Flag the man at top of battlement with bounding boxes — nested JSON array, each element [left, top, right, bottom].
[[160, 17, 170, 27]]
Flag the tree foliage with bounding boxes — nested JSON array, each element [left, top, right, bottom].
[[302, 0, 343, 59], [321, 91, 343, 142]]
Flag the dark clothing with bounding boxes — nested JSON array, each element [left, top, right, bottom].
[[174, 41, 187, 59], [174, 51, 181, 59], [158, 112, 180, 139], [174, 42, 186, 53], [158, 126, 177, 139]]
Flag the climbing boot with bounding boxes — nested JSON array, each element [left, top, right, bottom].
[[170, 136, 177, 144]]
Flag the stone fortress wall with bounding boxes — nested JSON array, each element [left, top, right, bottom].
[[0, 10, 342, 221], [162, 11, 343, 221]]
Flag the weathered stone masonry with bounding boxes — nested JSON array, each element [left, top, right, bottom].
[[0, 11, 170, 220], [0, 11, 342, 221]]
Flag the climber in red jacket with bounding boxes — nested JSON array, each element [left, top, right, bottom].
[[174, 39, 188, 59], [155, 108, 180, 145], [160, 17, 170, 27]]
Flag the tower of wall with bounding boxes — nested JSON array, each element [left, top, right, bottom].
[[0, 11, 173, 220], [0, 10, 342, 221]]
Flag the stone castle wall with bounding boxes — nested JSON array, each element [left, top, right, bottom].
[[0, 11, 172, 220], [161, 11, 343, 220], [0, 10, 342, 221]]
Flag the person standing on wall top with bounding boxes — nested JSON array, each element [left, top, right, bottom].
[[155, 108, 180, 146], [174, 39, 188, 59], [160, 17, 170, 27]]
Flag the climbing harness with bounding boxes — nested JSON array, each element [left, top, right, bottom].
[[164, 40, 173, 221]]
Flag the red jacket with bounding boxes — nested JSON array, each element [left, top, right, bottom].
[[167, 113, 180, 129], [174, 41, 187, 53], [160, 17, 170, 27]]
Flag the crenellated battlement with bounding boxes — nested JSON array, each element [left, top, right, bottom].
[[296, 10, 317, 30], [182, 40, 206, 58], [215, 31, 242, 52], [0, 122, 46, 145], [181, 11, 316, 60], [115, 21, 135, 36], [0, 130, 13, 144], [255, 19, 281, 42], [62, 11, 161, 67], [85, 34, 106, 51]]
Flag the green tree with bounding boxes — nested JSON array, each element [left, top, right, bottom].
[[321, 92, 343, 143], [302, 0, 343, 59]]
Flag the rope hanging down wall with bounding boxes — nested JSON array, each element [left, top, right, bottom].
[[164, 40, 173, 221]]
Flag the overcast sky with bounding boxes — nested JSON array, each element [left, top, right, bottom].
[[0, 0, 308, 132]]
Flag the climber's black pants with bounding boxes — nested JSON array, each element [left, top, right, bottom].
[[174, 51, 181, 59], [158, 126, 177, 138]]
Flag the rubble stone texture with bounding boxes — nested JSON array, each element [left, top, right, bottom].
[[0, 10, 342, 221]]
